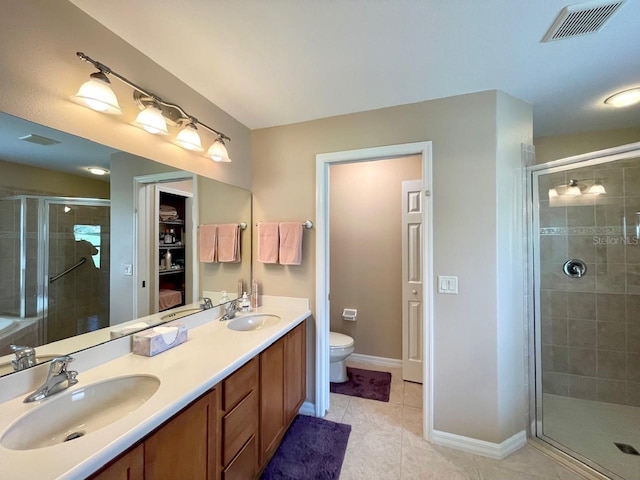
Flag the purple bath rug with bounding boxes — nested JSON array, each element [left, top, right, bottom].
[[261, 415, 351, 480], [330, 367, 392, 402]]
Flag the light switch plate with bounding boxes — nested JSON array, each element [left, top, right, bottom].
[[438, 275, 458, 294], [123, 264, 133, 276]]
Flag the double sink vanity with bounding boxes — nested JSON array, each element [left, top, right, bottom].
[[0, 296, 310, 479]]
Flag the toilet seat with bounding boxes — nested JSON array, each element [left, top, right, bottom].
[[330, 331, 354, 348]]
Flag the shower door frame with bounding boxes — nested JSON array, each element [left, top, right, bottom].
[[527, 142, 640, 479]]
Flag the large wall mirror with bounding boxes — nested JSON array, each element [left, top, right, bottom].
[[0, 112, 252, 377]]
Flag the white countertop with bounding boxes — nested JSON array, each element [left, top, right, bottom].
[[0, 300, 310, 479]]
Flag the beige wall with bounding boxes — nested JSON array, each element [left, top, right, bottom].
[[198, 177, 252, 295], [329, 156, 422, 359], [252, 90, 533, 443], [0, 0, 252, 190], [0, 159, 110, 198], [534, 126, 640, 164]]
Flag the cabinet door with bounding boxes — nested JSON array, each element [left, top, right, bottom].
[[284, 321, 306, 425], [259, 336, 285, 465], [145, 389, 217, 480], [90, 444, 144, 480]]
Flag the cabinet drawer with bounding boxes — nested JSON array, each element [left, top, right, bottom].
[[223, 389, 258, 466], [222, 435, 257, 480], [223, 357, 258, 411]]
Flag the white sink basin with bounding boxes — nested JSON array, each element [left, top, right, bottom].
[[1, 374, 160, 450], [160, 307, 204, 321], [227, 314, 281, 332]]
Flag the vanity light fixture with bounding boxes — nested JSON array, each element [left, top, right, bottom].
[[133, 104, 169, 135], [588, 181, 606, 195], [565, 179, 582, 196], [604, 88, 640, 108], [72, 52, 231, 161], [548, 187, 559, 199], [206, 137, 231, 162], [173, 122, 204, 152], [71, 71, 122, 115]]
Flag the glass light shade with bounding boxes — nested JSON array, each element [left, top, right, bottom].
[[565, 185, 582, 196], [133, 105, 169, 135], [206, 138, 231, 162], [70, 73, 122, 115], [173, 124, 204, 152], [548, 188, 559, 199], [604, 88, 640, 108], [588, 182, 606, 195]]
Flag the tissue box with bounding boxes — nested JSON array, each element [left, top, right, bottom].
[[132, 322, 188, 357]]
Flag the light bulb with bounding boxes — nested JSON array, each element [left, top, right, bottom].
[[70, 72, 122, 115], [605, 88, 640, 108], [87, 167, 109, 176], [173, 123, 204, 152], [206, 138, 231, 162], [133, 105, 169, 135]]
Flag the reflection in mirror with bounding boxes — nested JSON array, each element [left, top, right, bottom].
[[0, 112, 251, 378]]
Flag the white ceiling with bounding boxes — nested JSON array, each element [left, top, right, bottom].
[[70, 0, 640, 137]]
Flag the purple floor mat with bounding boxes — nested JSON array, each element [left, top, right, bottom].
[[261, 415, 351, 480], [330, 367, 392, 402]]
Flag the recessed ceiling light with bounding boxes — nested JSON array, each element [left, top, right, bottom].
[[604, 88, 640, 108], [87, 167, 109, 176]]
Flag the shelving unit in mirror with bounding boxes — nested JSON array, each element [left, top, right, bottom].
[[158, 192, 187, 311]]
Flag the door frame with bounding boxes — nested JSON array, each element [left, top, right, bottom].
[[134, 172, 198, 318], [315, 141, 434, 441]]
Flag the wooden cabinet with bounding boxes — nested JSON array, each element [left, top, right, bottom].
[[91, 320, 307, 480], [91, 444, 144, 480], [259, 321, 306, 467], [220, 357, 259, 479], [144, 389, 217, 480], [260, 336, 286, 465], [284, 321, 306, 425]]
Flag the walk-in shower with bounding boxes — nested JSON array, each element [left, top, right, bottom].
[[0, 195, 110, 355], [530, 145, 640, 480]]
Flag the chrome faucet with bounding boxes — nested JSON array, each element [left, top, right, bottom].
[[220, 300, 239, 321], [201, 297, 214, 309], [24, 355, 78, 403], [10, 344, 37, 371]]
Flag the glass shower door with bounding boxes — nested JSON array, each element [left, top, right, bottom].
[[45, 199, 110, 343], [534, 154, 640, 480]]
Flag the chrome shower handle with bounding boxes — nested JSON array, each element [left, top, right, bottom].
[[563, 259, 587, 278]]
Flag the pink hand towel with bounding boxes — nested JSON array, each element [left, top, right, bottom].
[[217, 223, 241, 263], [198, 224, 217, 263], [257, 222, 279, 263], [279, 222, 303, 265]]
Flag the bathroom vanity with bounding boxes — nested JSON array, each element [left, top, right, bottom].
[[0, 298, 310, 480]]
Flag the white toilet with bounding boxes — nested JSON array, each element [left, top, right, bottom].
[[329, 331, 355, 383]]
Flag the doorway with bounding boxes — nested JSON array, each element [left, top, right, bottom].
[[529, 143, 640, 480], [316, 141, 433, 440]]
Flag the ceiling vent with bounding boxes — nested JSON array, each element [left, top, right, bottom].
[[542, 1, 625, 42], [18, 134, 60, 146]]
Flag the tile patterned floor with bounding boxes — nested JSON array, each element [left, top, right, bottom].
[[325, 360, 587, 480]]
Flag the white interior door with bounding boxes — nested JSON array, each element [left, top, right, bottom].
[[402, 179, 423, 383]]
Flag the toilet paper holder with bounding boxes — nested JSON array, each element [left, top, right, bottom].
[[342, 308, 357, 321]]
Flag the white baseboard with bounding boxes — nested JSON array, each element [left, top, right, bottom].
[[348, 353, 402, 369], [298, 401, 316, 416], [432, 429, 527, 459]]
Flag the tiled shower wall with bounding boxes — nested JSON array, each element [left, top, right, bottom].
[[539, 158, 640, 406]]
